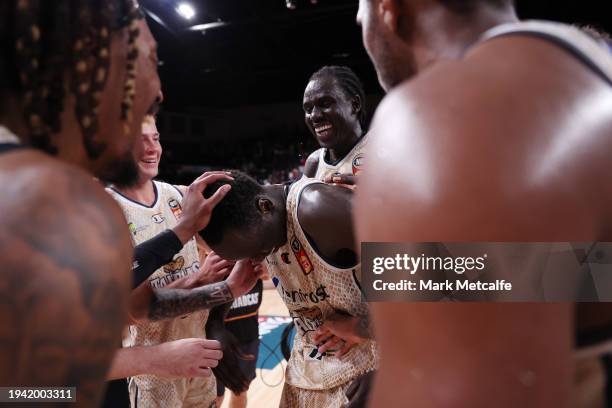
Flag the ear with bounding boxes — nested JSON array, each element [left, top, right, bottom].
[[257, 197, 274, 214], [379, 0, 400, 33]]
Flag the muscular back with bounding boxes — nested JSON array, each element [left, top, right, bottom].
[[0, 151, 132, 406], [356, 35, 612, 407]]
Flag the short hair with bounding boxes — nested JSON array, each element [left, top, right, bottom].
[[436, 0, 513, 15], [308, 65, 367, 130], [0, 0, 142, 157], [199, 170, 264, 246]]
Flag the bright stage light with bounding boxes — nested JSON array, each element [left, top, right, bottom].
[[177, 3, 195, 19]]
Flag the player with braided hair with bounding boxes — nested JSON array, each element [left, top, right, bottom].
[[302, 65, 368, 187], [0, 1, 251, 406]]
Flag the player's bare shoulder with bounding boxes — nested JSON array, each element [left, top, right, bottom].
[[0, 152, 132, 396]]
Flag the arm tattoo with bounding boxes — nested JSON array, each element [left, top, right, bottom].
[[148, 281, 234, 321], [0, 163, 132, 407]]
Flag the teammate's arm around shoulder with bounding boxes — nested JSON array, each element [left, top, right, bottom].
[[0, 160, 132, 405], [298, 183, 356, 267]]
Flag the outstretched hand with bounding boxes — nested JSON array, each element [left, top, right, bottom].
[[323, 173, 358, 191], [226, 259, 265, 299], [173, 171, 233, 244]]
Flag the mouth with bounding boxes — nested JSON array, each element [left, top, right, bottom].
[[314, 123, 333, 140], [140, 159, 158, 166]]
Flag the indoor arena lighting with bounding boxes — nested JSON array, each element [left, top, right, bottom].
[[177, 3, 195, 19]]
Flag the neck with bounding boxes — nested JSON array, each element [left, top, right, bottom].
[[330, 127, 363, 162], [266, 184, 290, 248], [115, 177, 156, 205], [412, 4, 519, 72]]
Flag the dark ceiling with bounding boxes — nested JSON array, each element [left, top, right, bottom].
[[141, 0, 612, 111], [140, 0, 612, 183]]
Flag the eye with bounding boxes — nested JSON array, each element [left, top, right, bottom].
[[303, 104, 312, 114]]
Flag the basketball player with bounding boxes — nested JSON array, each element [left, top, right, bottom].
[[0, 1, 160, 405], [0, 2, 250, 406], [107, 114, 224, 407], [354, 0, 612, 406], [200, 171, 377, 407], [303, 66, 367, 186]]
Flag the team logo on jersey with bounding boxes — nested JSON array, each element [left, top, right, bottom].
[[272, 277, 280, 288], [163, 256, 185, 274], [281, 252, 291, 264], [127, 222, 148, 236], [168, 198, 182, 219], [151, 213, 165, 224], [292, 306, 323, 335], [352, 154, 364, 175], [290, 236, 313, 275]]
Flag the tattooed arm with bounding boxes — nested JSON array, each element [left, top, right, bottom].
[[128, 259, 262, 321], [0, 155, 132, 407]]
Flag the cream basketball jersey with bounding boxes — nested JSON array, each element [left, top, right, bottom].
[[313, 133, 368, 181], [107, 181, 215, 407], [266, 177, 378, 390]]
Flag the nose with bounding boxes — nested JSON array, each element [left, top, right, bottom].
[[310, 105, 324, 123]]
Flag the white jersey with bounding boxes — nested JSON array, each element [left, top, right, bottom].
[[313, 134, 368, 181], [266, 177, 378, 390], [107, 181, 215, 408]]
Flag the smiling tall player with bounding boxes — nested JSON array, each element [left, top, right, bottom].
[[303, 66, 368, 186]]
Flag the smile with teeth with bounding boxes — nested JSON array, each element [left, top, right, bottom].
[[315, 124, 333, 133], [141, 159, 157, 164]]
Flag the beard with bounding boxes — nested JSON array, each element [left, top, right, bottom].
[[99, 149, 140, 188]]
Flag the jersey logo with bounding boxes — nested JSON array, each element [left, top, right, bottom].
[[290, 236, 313, 275], [272, 277, 280, 287], [127, 222, 148, 236], [151, 213, 165, 224], [168, 198, 182, 219], [163, 256, 185, 274], [292, 306, 323, 335], [281, 252, 291, 264], [352, 154, 364, 175]]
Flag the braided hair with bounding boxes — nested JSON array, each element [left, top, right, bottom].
[[0, 0, 142, 157], [308, 65, 367, 130]]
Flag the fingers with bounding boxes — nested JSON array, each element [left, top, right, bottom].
[[205, 183, 232, 208], [200, 339, 222, 349], [335, 341, 355, 359], [312, 327, 331, 343], [194, 367, 213, 377], [190, 172, 234, 195], [193, 171, 233, 184], [318, 335, 342, 354], [213, 259, 235, 271]]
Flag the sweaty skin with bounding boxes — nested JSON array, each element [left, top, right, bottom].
[[0, 153, 133, 404], [0, 14, 160, 406], [356, 32, 612, 408]]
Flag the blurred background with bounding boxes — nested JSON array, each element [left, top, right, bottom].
[[139, 0, 612, 185]]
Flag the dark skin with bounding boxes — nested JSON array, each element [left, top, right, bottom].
[[0, 18, 160, 407], [0, 152, 133, 405], [356, 0, 612, 406], [303, 76, 364, 180], [0, 13, 254, 405], [211, 182, 372, 355]]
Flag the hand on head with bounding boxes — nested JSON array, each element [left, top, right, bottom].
[[173, 171, 233, 243]]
